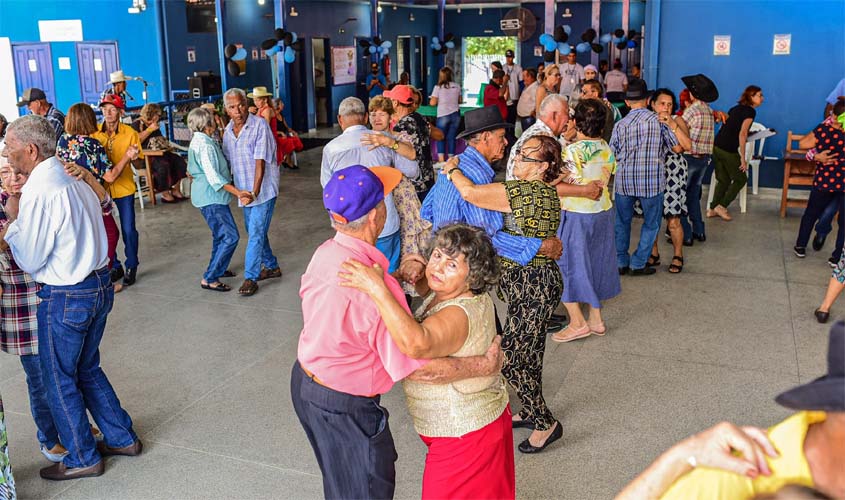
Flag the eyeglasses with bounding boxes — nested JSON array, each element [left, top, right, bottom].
[[517, 151, 545, 164]]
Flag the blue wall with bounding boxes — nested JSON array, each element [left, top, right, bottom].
[[164, 1, 220, 93], [220, 0, 276, 92], [379, 6, 438, 97], [653, 0, 845, 188], [0, 0, 166, 111]]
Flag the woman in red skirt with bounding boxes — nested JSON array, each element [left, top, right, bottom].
[[272, 98, 303, 169]]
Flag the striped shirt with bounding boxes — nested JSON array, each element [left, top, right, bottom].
[[223, 113, 279, 207], [420, 146, 542, 265], [610, 108, 679, 198], [682, 100, 715, 155]]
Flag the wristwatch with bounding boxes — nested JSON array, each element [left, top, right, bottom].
[[391, 140, 399, 151], [446, 167, 462, 182]]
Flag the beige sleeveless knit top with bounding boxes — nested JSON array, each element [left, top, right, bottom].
[[403, 292, 508, 437]]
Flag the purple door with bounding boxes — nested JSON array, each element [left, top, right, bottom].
[[11, 43, 56, 113], [76, 42, 120, 106]]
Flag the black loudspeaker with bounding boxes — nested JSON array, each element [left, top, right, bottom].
[[188, 73, 222, 98]]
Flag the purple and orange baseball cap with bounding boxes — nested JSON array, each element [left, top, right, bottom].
[[323, 165, 402, 224]]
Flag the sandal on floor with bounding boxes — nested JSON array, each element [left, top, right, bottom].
[[238, 279, 259, 296], [201, 282, 232, 292], [222, 270, 236, 278], [647, 254, 661, 267], [551, 324, 592, 343], [668, 256, 684, 274], [588, 322, 607, 336]]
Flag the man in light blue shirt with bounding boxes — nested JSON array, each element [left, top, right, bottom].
[[222, 88, 281, 296], [366, 62, 387, 101], [321, 97, 419, 272]]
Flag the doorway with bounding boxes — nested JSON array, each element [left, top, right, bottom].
[[76, 42, 120, 107], [288, 38, 309, 132], [460, 36, 517, 104], [11, 43, 56, 110], [396, 36, 426, 93], [311, 38, 332, 127]]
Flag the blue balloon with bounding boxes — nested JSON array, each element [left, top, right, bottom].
[[445, 41, 455, 49], [265, 46, 279, 56], [231, 47, 247, 61], [539, 33, 551, 45], [432, 37, 439, 44], [382, 41, 392, 49], [563, 25, 572, 35], [544, 39, 557, 52], [627, 40, 637, 48], [433, 43, 441, 51], [284, 46, 295, 63], [369, 45, 377, 54], [380, 46, 389, 55], [576, 42, 590, 53], [291, 32, 297, 44], [557, 42, 570, 55], [612, 36, 625, 44], [600, 33, 612, 44]]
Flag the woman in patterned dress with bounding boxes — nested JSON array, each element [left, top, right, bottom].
[[444, 135, 565, 454], [648, 89, 693, 273]]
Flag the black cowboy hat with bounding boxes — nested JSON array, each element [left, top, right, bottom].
[[775, 322, 845, 412], [457, 106, 513, 139], [625, 78, 650, 100], [681, 73, 719, 103]]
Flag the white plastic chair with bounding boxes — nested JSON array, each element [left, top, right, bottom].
[[706, 121, 775, 214]]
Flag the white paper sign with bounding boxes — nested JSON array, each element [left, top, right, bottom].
[[331, 46, 356, 86], [38, 20, 83, 42], [713, 35, 731, 56], [28, 59, 37, 72], [773, 34, 791, 55], [93, 58, 103, 72], [58, 57, 71, 70]]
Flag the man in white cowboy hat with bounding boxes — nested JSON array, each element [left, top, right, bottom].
[[100, 70, 132, 104]]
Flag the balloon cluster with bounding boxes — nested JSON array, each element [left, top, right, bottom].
[[430, 33, 455, 55], [358, 37, 392, 57], [539, 25, 571, 62], [572, 28, 607, 54], [612, 28, 641, 50], [262, 28, 305, 65]]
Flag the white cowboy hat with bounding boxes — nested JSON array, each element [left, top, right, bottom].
[[109, 70, 132, 84], [247, 86, 273, 99]]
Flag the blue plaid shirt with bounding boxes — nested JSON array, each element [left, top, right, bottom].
[[222, 113, 279, 207], [420, 146, 541, 265], [609, 108, 678, 198]]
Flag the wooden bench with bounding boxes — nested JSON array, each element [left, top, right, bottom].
[[780, 131, 815, 217]]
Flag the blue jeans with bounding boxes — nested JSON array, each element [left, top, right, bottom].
[[20, 354, 60, 449], [36, 267, 137, 468], [375, 231, 401, 273], [680, 154, 711, 240], [436, 111, 461, 157], [243, 197, 279, 281], [814, 196, 840, 238], [199, 204, 240, 282], [615, 193, 664, 269], [112, 195, 139, 269]]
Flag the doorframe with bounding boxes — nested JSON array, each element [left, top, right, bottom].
[[310, 36, 333, 129], [75, 40, 120, 106], [11, 42, 56, 109]]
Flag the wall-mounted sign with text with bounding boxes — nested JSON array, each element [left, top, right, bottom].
[[713, 35, 731, 56], [773, 34, 791, 55]]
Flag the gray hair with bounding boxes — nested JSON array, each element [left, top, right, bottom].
[[538, 93, 568, 119], [7, 115, 56, 158], [223, 88, 247, 103], [187, 107, 214, 133], [338, 97, 366, 117], [330, 211, 370, 231]]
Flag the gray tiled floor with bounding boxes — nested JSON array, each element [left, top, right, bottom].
[[0, 147, 833, 499]]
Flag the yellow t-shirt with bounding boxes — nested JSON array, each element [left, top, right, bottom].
[[659, 411, 823, 500], [92, 123, 144, 199], [560, 139, 616, 213]]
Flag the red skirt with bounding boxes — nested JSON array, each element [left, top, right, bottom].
[[419, 406, 515, 500], [276, 134, 303, 158]]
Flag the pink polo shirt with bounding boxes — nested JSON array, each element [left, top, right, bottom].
[[297, 231, 428, 396]]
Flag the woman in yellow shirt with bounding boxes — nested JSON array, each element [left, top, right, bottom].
[[91, 94, 143, 286]]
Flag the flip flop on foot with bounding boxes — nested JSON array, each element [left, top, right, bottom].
[[201, 281, 231, 292]]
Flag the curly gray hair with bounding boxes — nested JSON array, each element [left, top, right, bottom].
[[7, 115, 56, 158], [425, 223, 500, 295]]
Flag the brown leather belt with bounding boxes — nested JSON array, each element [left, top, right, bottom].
[[301, 365, 378, 398]]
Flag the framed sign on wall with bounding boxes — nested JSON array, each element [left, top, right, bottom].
[[331, 46, 357, 86]]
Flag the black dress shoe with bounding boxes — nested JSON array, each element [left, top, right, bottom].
[[815, 309, 830, 324], [546, 319, 564, 334], [40, 461, 104, 481], [512, 418, 535, 430], [618, 266, 630, 275], [110, 265, 124, 284], [813, 233, 827, 251], [693, 233, 706, 242], [683, 239, 694, 247], [518, 421, 563, 454], [123, 267, 137, 286], [630, 267, 657, 276]]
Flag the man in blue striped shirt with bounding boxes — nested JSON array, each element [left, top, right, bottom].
[[609, 79, 680, 276], [421, 106, 562, 266]]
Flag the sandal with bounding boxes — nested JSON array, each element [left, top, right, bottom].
[[201, 282, 232, 292], [551, 324, 592, 343], [647, 254, 661, 267], [238, 279, 259, 296], [668, 256, 684, 274], [588, 322, 607, 336], [222, 270, 236, 278]]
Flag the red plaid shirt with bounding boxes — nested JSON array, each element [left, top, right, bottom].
[[0, 192, 39, 356]]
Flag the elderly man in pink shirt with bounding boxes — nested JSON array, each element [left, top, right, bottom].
[[292, 165, 502, 500]]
